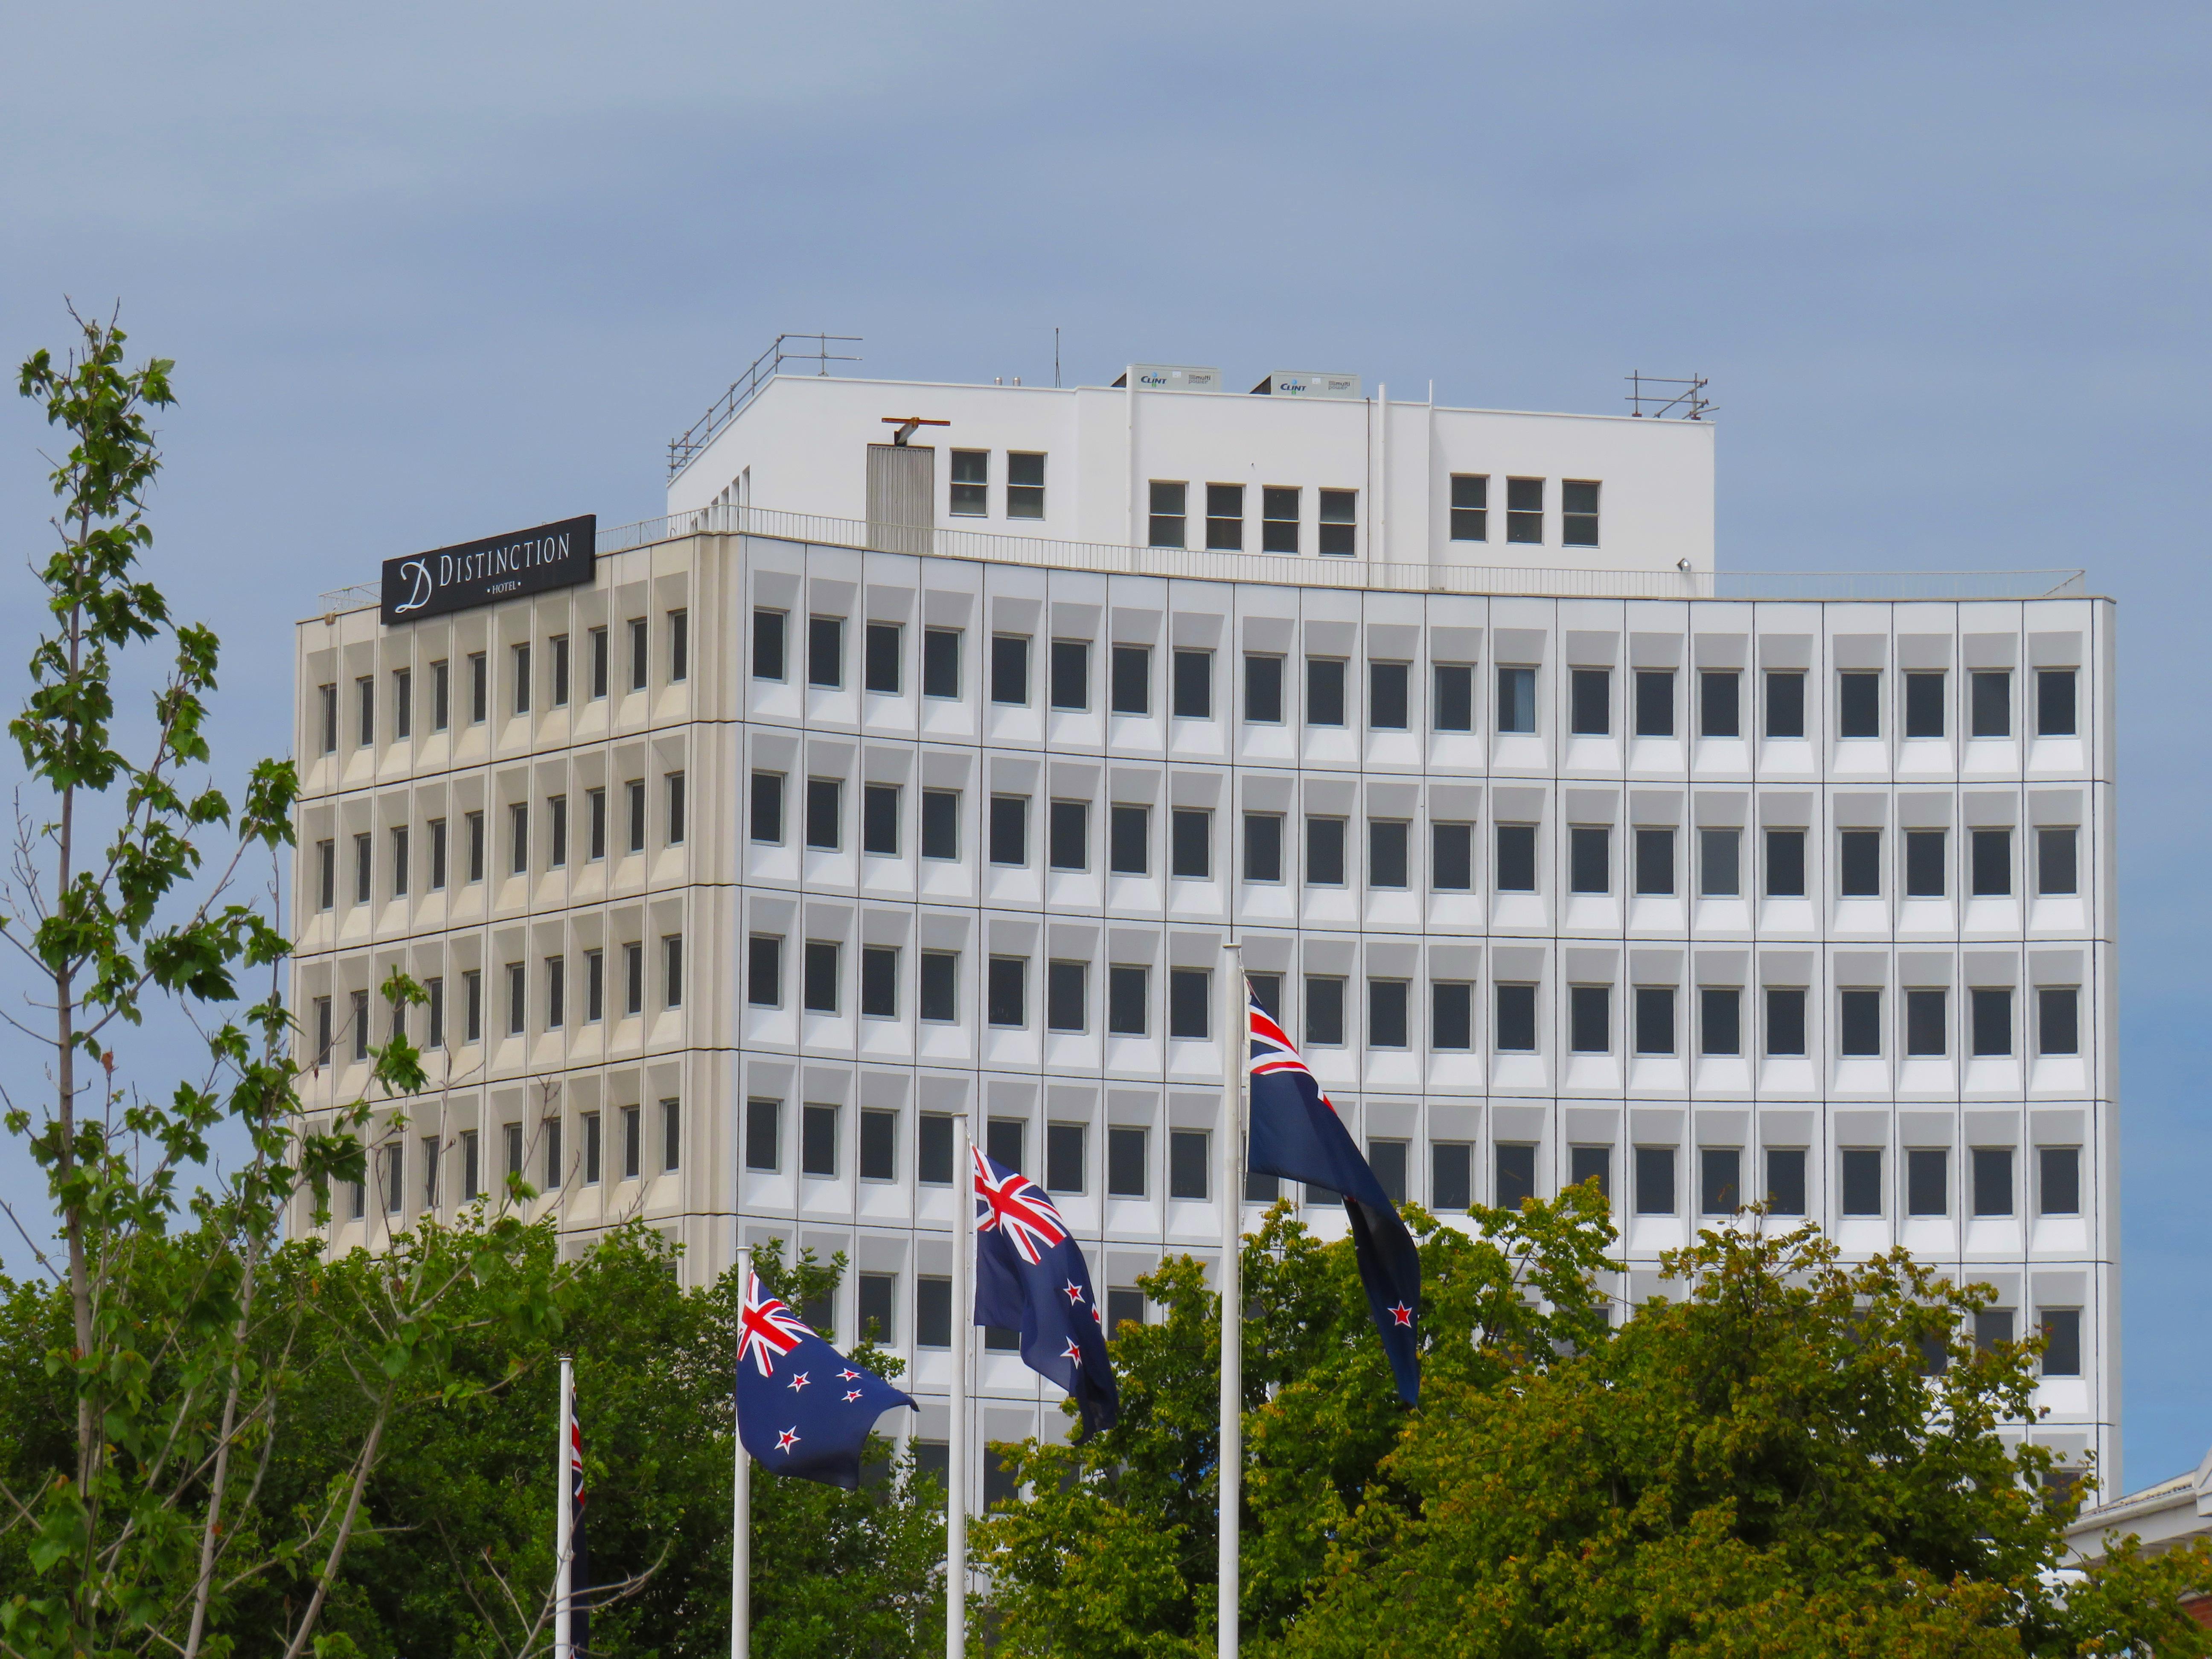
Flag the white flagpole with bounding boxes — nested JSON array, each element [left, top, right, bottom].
[[731, 1243, 753, 1659], [948, 1112, 972, 1659], [555, 1353, 574, 1659], [1218, 943, 1244, 1659]]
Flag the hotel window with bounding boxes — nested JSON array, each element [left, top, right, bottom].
[[987, 956, 1027, 1027], [2037, 668, 2077, 736], [1970, 987, 2012, 1057], [1243, 812, 1283, 882], [354, 833, 371, 904], [1970, 670, 2009, 737], [509, 802, 529, 876], [806, 778, 842, 851], [1700, 1148, 1741, 1215], [1173, 649, 1211, 719], [988, 795, 1028, 865], [429, 818, 448, 888], [1633, 828, 1674, 896], [860, 1109, 898, 1181], [808, 617, 844, 690], [1432, 821, 1473, 890], [1840, 1149, 1884, 1216], [1569, 1145, 1610, 1202], [1046, 1122, 1084, 1193], [2037, 987, 2079, 1056], [802, 940, 840, 1014], [1317, 489, 1356, 556], [506, 963, 525, 1036], [1699, 827, 1739, 896], [390, 827, 410, 897], [1496, 666, 1536, 733], [1304, 975, 1345, 1046], [1170, 809, 1211, 879], [1494, 983, 1537, 1051], [1839, 829, 1880, 897], [318, 684, 338, 754], [1048, 800, 1088, 871], [548, 795, 568, 867], [1903, 671, 1945, 739], [1108, 964, 1148, 1036], [1972, 1147, 2014, 1217], [550, 636, 569, 707], [753, 609, 786, 680], [1050, 639, 1089, 710], [545, 955, 565, 1030], [1764, 669, 1805, 738], [1368, 979, 1409, 1048], [1496, 824, 1537, 892], [1906, 830, 1946, 897], [1169, 1130, 1210, 1199], [857, 1273, 895, 1343], [585, 950, 603, 1022], [1433, 1141, 1473, 1209], [1634, 1147, 1675, 1216], [1971, 829, 2011, 896], [629, 617, 649, 691], [2040, 1309, 2082, 1377], [1634, 987, 1674, 1055], [748, 771, 785, 845], [622, 1106, 642, 1180], [1006, 451, 1045, 518], [1561, 480, 1600, 547], [950, 449, 989, 515], [864, 783, 900, 857], [1369, 819, 1409, 888], [921, 789, 960, 860], [1148, 481, 1187, 548], [1206, 483, 1243, 550], [625, 941, 644, 1015], [466, 811, 485, 882], [2037, 827, 2078, 895], [463, 971, 482, 1044], [316, 840, 335, 911], [1569, 985, 1611, 1053], [991, 634, 1030, 704], [2039, 1146, 2080, 1216], [1699, 987, 1740, 1056], [1765, 829, 1805, 897], [511, 644, 530, 716], [356, 675, 374, 747], [1505, 477, 1543, 543], [1634, 669, 1674, 737], [1305, 817, 1346, 886], [1837, 670, 1881, 738], [1568, 826, 1609, 894], [1112, 645, 1150, 716], [1107, 1126, 1148, 1198], [1109, 805, 1148, 875], [1368, 661, 1408, 730], [469, 652, 488, 723], [1244, 654, 1284, 722], [919, 951, 958, 1022], [1169, 968, 1210, 1039], [1432, 981, 1473, 1049], [1449, 474, 1487, 541], [662, 1099, 681, 1172], [351, 989, 369, 1062], [923, 627, 962, 698], [1765, 1148, 1806, 1214], [314, 996, 332, 1064], [1305, 656, 1348, 726], [1700, 670, 1739, 736], [1261, 486, 1300, 553], [1839, 989, 1882, 1056], [666, 773, 685, 847], [1906, 989, 1946, 1057], [1569, 669, 1610, 736], [1434, 663, 1473, 731], [1046, 960, 1087, 1033], [1765, 987, 1806, 1056], [582, 1113, 601, 1185], [588, 628, 607, 699], [864, 622, 900, 694], [393, 668, 412, 739]]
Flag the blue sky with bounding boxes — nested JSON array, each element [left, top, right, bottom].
[[2, 0, 2206, 1485]]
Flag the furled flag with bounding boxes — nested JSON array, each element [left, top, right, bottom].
[[565, 1382, 591, 1656], [972, 1146, 1122, 1438], [735, 1270, 916, 1489], [1245, 985, 1423, 1405]]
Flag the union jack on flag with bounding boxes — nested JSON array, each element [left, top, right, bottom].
[[1249, 996, 1334, 1105], [736, 1272, 813, 1377], [973, 1145, 1071, 1266]]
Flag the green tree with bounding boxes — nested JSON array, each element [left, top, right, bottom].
[[1275, 1222, 2212, 1658]]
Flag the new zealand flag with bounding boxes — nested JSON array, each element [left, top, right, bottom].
[[735, 1271, 916, 1489], [971, 1146, 1122, 1439], [1245, 986, 1422, 1405]]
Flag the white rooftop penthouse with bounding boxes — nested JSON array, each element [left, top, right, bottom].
[[664, 364, 1716, 581]]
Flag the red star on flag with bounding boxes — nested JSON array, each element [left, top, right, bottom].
[[788, 1371, 811, 1391], [775, 1428, 800, 1452], [838, 1368, 862, 1382], [1389, 1303, 1414, 1327], [844, 1389, 864, 1402], [1062, 1280, 1086, 1304], [1061, 1338, 1084, 1362]]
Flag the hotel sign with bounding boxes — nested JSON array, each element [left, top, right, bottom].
[[380, 514, 597, 624]]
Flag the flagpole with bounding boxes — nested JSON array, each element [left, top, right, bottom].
[[731, 1242, 753, 1659], [948, 1112, 972, 1659], [555, 1353, 574, 1659], [1218, 942, 1244, 1659]]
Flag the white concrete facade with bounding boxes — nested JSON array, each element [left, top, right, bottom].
[[293, 367, 2115, 1499]]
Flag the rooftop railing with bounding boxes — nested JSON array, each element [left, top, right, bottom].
[[316, 504, 2088, 615]]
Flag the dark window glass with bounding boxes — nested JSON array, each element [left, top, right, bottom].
[[1168, 969, 1209, 1039], [1304, 975, 1345, 1045], [1840, 1148, 1884, 1215], [1047, 960, 1088, 1033], [1971, 987, 2013, 1057], [1109, 805, 1148, 875], [1700, 827, 1739, 896], [1569, 985, 1610, 1053], [1634, 987, 1674, 1055], [1971, 829, 2011, 896], [2041, 1309, 2082, 1377], [1244, 813, 1283, 882], [746, 936, 781, 1006], [1905, 830, 1945, 897], [1839, 829, 1881, 896], [1906, 989, 1947, 1056], [1448, 473, 1487, 541], [989, 795, 1028, 865], [1368, 979, 1409, 1048], [1432, 822, 1473, 890], [808, 617, 844, 689], [1839, 989, 1882, 1056], [1368, 661, 1408, 729], [1107, 1126, 1147, 1196], [1569, 668, 1610, 736], [802, 941, 838, 1013], [1007, 451, 1045, 518], [987, 956, 1027, 1027], [1050, 639, 1089, 710], [1700, 987, 1740, 1056], [1970, 670, 2011, 738], [1700, 1147, 1741, 1214], [1569, 1144, 1610, 1200], [1432, 1141, 1473, 1209], [1247, 973, 1281, 1019], [1907, 1147, 1947, 1215], [1205, 483, 1244, 550], [1244, 654, 1284, 722], [1170, 809, 1211, 879], [864, 622, 901, 694], [745, 1099, 780, 1171], [1306, 658, 1345, 726], [1905, 671, 1946, 738], [949, 448, 988, 515], [1496, 1144, 1537, 1210], [1766, 829, 1806, 897], [1148, 480, 1187, 548], [1369, 820, 1409, 888], [863, 783, 899, 856], [1107, 965, 1147, 1035], [1496, 666, 1536, 733], [1111, 645, 1150, 715], [1764, 670, 1805, 738], [991, 635, 1030, 705], [668, 611, 690, 684], [2038, 987, 2079, 1056], [1433, 663, 1473, 731], [860, 946, 897, 1018], [1048, 800, 1088, 871], [802, 1103, 838, 1177], [2038, 827, 2078, 895], [1765, 1147, 1807, 1214], [1495, 984, 1537, 1051], [1496, 824, 1537, 892], [857, 1272, 894, 1341], [629, 618, 649, 692], [1560, 479, 1599, 546], [1317, 489, 1356, 556], [1173, 649, 1212, 719], [1305, 817, 1345, 885], [1261, 486, 1300, 553], [921, 790, 959, 860], [2037, 668, 2077, 736], [1700, 670, 1740, 737], [1569, 826, 1610, 894], [923, 628, 961, 698], [1432, 981, 1473, 1049], [916, 1278, 952, 1345], [1634, 827, 1674, 896], [1838, 671, 1881, 738], [919, 952, 958, 1022], [806, 778, 841, 850], [1765, 987, 1807, 1056], [1972, 1147, 2014, 1217], [1634, 1146, 1675, 1214], [2039, 1146, 2080, 1216], [1505, 476, 1543, 543], [1046, 1122, 1085, 1193], [1634, 669, 1674, 737]]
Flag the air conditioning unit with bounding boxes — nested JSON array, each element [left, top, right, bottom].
[[1251, 370, 1362, 399], [1114, 364, 1224, 392]]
